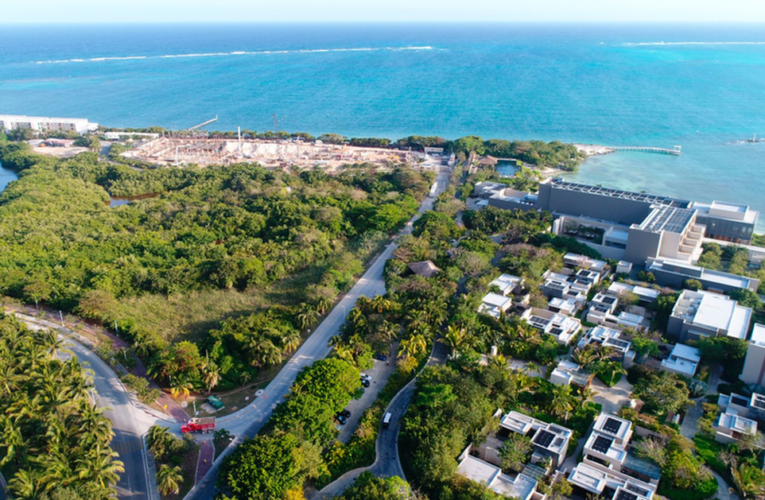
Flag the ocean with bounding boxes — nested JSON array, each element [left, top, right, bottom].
[[2, 23, 765, 228]]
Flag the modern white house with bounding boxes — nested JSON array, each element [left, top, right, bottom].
[[521, 307, 582, 345], [550, 360, 593, 387], [456, 450, 539, 500], [0, 114, 98, 134], [713, 407, 758, 444], [568, 413, 660, 499], [579, 326, 632, 358], [667, 290, 752, 341], [478, 293, 513, 319], [499, 411, 573, 469], [548, 297, 579, 316], [741, 324, 765, 386], [563, 253, 609, 275], [489, 273, 525, 296], [661, 343, 701, 377], [718, 391, 765, 421]]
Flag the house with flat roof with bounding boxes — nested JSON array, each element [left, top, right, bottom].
[[713, 407, 758, 445], [569, 413, 660, 498], [478, 293, 513, 319], [718, 391, 765, 421], [456, 451, 539, 500], [489, 274, 525, 296], [661, 343, 701, 377], [550, 360, 593, 387], [667, 290, 752, 341], [586, 294, 650, 332], [606, 282, 660, 304], [647, 258, 759, 293], [741, 324, 765, 386], [521, 307, 582, 345], [548, 297, 579, 316], [568, 463, 657, 500], [541, 270, 588, 304], [563, 253, 609, 274], [499, 411, 573, 469], [579, 326, 632, 357]]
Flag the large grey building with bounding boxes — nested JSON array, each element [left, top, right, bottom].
[[478, 178, 759, 264]]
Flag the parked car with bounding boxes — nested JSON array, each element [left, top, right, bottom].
[[360, 373, 372, 381], [340, 409, 351, 418], [337, 414, 347, 425], [207, 395, 224, 410], [360, 378, 370, 388], [373, 352, 387, 361]]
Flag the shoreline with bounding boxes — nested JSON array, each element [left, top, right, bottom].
[[574, 143, 616, 157]]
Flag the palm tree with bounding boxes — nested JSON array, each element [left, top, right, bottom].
[[76, 445, 124, 489], [147, 425, 172, 457], [156, 464, 184, 496], [370, 295, 392, 314], [356, 296, 372, 312], [203, 362, 221, 395], [442, 326, 467, 355], [571, 346, 598, 368], [550, 384, 577, 422], [377, 321, 399, 345], [489, 354, 508, 369], [296, 305, 319, 330], [400, 334, 427, 359], [333, 344, 354, 363], [169, 376, 194, 399], [239, 371, 252, 388], [313, 296, 332, 315], [8, 469, 41, 500], [281, 331, 301, 354]]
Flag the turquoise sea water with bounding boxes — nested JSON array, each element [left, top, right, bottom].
[[2, 23, 765, 227]]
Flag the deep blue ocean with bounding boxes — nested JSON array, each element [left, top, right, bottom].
[[2, 23, 765, 228]]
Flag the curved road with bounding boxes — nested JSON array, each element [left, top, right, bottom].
[[186, 168, 451, 500], [16, 314, 165, 500]]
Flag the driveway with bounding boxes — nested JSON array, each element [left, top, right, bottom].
[[186, 169, 451, 500], [591, 376, 633, 415], [338, 352, 398, 444]]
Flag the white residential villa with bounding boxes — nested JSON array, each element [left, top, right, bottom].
[[521, 307, 582, 345], [661, 343, 701, 377], [667, 290, 752, 341]]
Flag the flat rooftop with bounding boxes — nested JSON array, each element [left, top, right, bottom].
[[548, 178, 691, 208], [751, 324, 765, 346], [636, 205, 695, 234], [648, 259, 756, 290]]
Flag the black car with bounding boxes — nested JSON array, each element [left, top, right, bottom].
[[340, 409, 351, 418], [337, 414, 347, 425], [360, 378, 370, 388], [373, 352, 387, 361]]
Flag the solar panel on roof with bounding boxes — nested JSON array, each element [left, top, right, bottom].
[[592, 436, 613, 453], [732, 396, 750, 407], [603, 417, 623, 435], [533, 430, 556, 448]]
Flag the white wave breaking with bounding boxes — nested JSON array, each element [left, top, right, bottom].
[[32, 46, 434, 64], [624, 41, 765, 47]]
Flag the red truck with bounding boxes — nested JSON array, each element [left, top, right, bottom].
[[181, 417, 216, 434]]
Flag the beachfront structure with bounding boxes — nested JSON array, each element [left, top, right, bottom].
[[713, 407, 758, 445], [0, 114, 98, 135], [499, 411, 573, 469], [550, 360, 593, 387], [646, 258, 759, 293], [568, 413, 660, 499], [667, 290, 752, 341], [741, 324, 765, 386], [482, 178, 759, 260], [521, 307, 581, 345], [661, 343, 701, 377]]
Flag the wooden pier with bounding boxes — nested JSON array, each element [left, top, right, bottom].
[[611, 145, 682, 156]]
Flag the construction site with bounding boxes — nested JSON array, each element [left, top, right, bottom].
[[121, 136, 447, 171]]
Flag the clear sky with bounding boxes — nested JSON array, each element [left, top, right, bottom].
[[4, 0, 765, 24]]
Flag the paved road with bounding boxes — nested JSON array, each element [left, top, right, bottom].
[[313, 342, 449, 499], [186, 168, 451, 500], [17, 315, 163, 500]]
